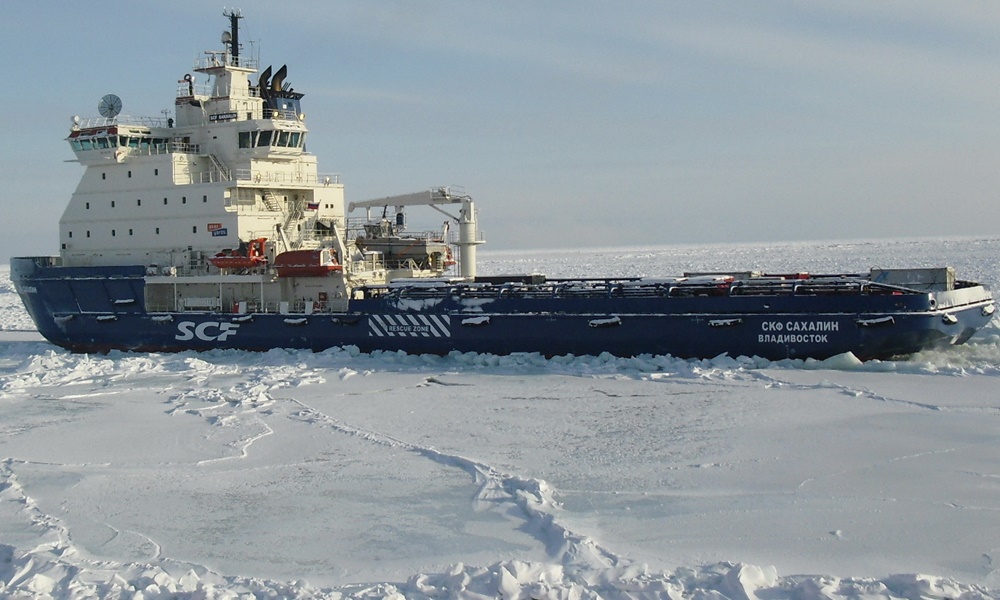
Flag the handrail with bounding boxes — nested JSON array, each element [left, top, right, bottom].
[[194, 53, 258, 71], [235, 169, 341, 186], [72, 115, 170, 129]]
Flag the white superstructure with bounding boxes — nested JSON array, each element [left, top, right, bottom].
[[56, 10, 482, 312], [60, 10, 341, 271]]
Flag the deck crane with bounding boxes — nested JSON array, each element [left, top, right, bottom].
[[348, 186, 484, 278]]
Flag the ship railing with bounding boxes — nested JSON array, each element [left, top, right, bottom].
[[267, 109, 301, 121], [235, 170, 341, 186], [379, 276, 904, 302], [404, 229, 450, 242], [343, 218, 449, 243], [150, 299, 339, 315], [117, 142, 201, 159], [169, 142, 201, 154], [348, 253, 386, 273], [725, 278, 877, 297], [187, 170, 231, 184], [297, 230, 338, 244], [73, 115, 170, 129], [345, 218, 371, 240], [237, 229, 333, 247], [447, 229, 486, 244], [353, 228, 449, 242], [175, 83, 213, 98], [194, 53, 258, 71]]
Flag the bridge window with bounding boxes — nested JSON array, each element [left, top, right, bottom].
[[238, 131, 252, 148], [257, 130, 272, 146]]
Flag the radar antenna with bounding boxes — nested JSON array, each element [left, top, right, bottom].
[[98, 94, 122, 119]]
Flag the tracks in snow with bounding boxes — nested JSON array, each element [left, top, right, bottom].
[[286, 393, 623, 571], [169, 367, 626, 571]]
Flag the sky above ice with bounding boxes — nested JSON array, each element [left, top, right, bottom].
[[4, 1, 1000, 260]]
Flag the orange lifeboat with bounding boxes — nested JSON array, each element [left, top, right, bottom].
[[210, 238, 268, 270], [273, 248, 343, 277]]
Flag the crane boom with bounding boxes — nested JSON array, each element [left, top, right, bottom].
[[347, 186, 471, 212]]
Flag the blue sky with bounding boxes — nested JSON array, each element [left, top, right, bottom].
[[4, 1, 1000, 258]]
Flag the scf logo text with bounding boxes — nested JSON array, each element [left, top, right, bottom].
[[175, 321, 240, 341]]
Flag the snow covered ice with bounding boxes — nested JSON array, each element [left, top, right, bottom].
[[1, 237, 1000, 599]]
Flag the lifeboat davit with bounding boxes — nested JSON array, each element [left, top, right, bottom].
[[210, 237, 268, 270], [273, 248, 343, 277]]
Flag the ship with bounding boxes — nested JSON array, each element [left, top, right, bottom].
[[10, 11, 997, 361]]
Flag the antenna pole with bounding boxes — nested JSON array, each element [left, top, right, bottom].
[[224, 8, 242, 63]]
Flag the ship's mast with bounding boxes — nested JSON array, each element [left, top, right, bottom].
[[223, 8, 242, 64]]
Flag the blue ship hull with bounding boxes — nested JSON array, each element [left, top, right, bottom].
[[11, 257, 995, 361]]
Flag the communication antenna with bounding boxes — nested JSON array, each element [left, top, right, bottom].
[[98, 94, 122, 118]]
